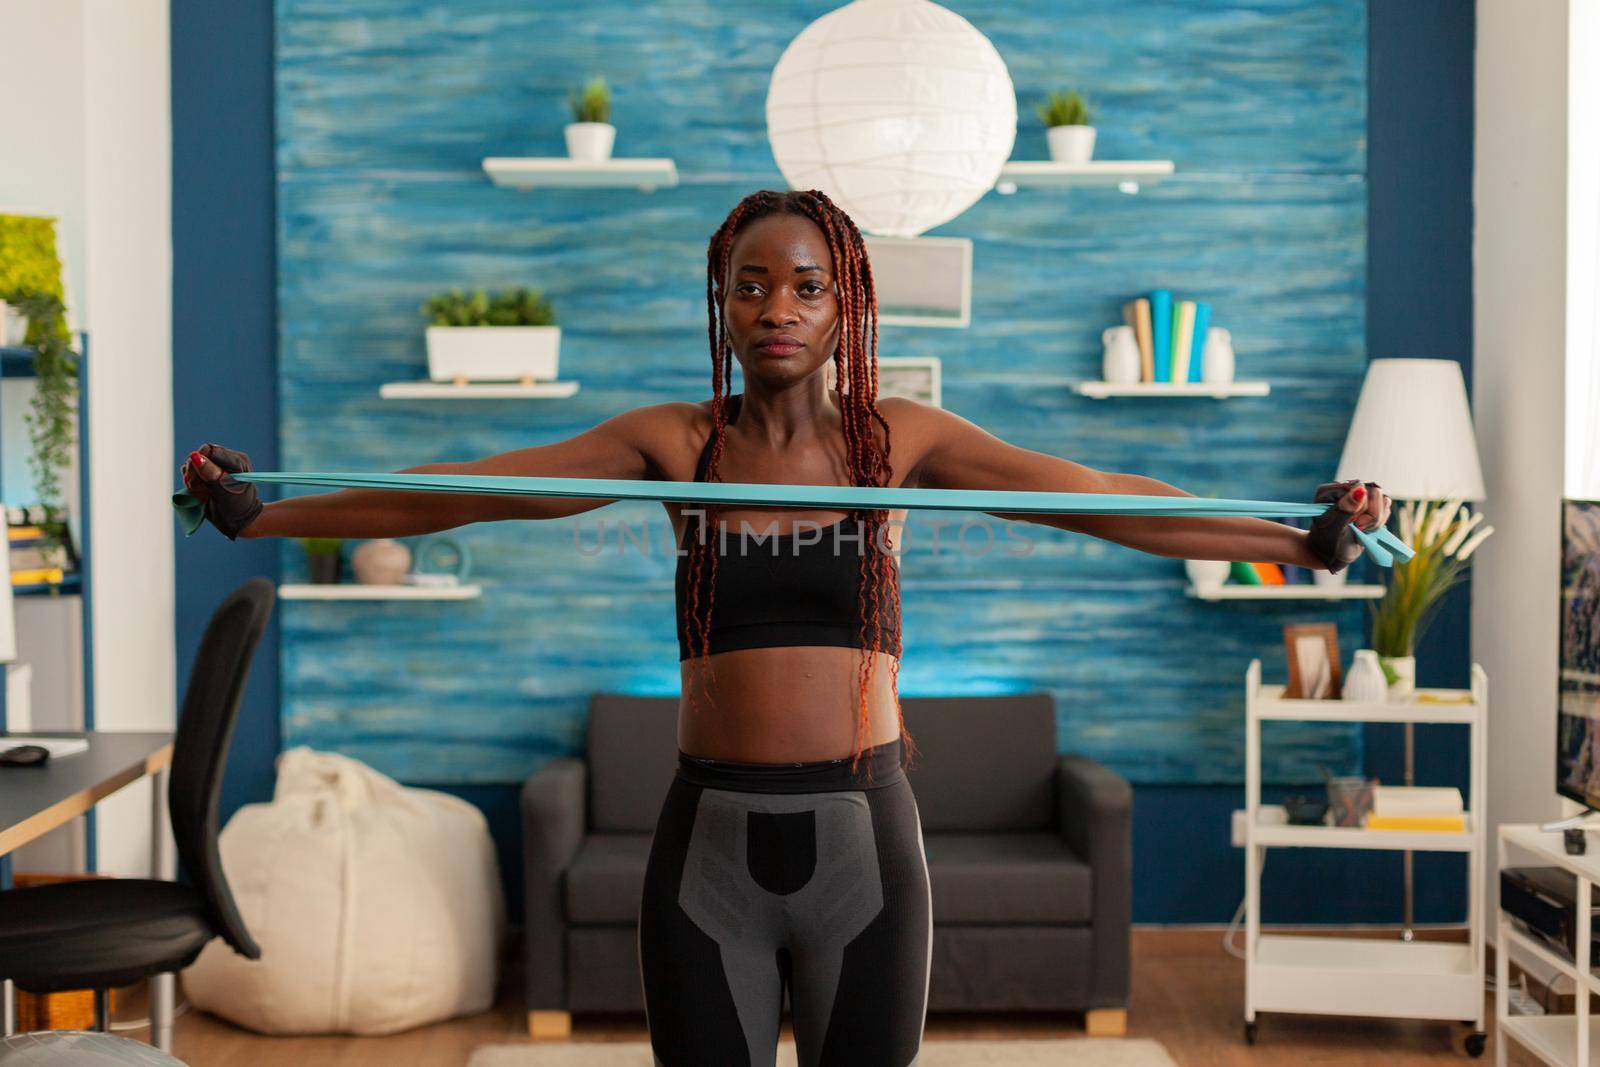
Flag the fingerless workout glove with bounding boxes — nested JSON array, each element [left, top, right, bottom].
[[1305, 479, 1374, 575], [174, 444, 263, 541]]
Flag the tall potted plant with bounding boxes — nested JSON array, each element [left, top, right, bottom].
[[422, 286, 560, 383], [0, 214, 77, 570], [565, 76, 615, 161], [1037, 89, 1097, 164], [1369, 499, 1495, 697]]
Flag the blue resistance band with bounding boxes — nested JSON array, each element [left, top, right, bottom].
[[172, 471, 1413, 567]]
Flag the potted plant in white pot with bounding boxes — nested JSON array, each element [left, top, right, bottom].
[[422, 286, 560, 384], [1370, 499, 1495, 698], [1037, 89, 1096, 165], [565, 76, 614, 162]]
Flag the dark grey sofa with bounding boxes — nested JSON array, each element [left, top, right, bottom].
[[520, 692, 1132, 1038]]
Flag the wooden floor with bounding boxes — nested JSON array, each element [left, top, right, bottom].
[[142, 929, 1533, 1067]]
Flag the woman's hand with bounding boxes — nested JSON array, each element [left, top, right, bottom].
[[181, 443, 264, 541], [1306, 479, 1393, 573]]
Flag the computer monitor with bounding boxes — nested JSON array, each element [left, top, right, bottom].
[[1557, 498, 1600, 810]]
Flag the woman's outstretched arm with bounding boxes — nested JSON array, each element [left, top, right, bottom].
[[186, 403, 691, 541], [887, 399, 1389, 569]]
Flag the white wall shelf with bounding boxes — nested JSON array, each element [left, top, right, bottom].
[[1496, 824, 1600, 1066], [994, 159, 1175, 195], [1242, 658, 1488, 1053], [1185, 582, 1384, 602], [279, 583, 483, 601], [1075, 380, 1270, 399], [379, 380, 580, 400], [482, 157, 677, 192]]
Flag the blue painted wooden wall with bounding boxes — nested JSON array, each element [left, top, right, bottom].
[[275, 0, 1369, 789]]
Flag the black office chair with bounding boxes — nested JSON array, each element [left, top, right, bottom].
[[0, 578, 273, 1044]]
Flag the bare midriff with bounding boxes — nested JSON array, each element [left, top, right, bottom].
[[671, 502, 906, 764], [676, 646, 903, 762]]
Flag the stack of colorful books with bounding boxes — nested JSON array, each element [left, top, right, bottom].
[[1227, 517, 1316, 585], [1364, 787, 1466, 833], [1121, 289, 1213, 383], [9, 519, 76, 589]]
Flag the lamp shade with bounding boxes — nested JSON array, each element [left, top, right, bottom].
[[1334, 358, 1486, 501], [765, 0, 1017, 238]]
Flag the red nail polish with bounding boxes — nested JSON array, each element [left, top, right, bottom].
[[1352, 486, 1366, 500], [189, 451, 206, 467]]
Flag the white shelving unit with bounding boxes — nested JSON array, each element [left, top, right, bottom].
[[1074, 380, 1271, 399], [1241, 658, 1488, 1055], [482, 157, 677, 192], [279, 582, 482, 602], [1495, 824, 1600, 1066], [378, 380, 580, 400], [993, 159, 1175, 195], [1186, 583, 1385, 602]]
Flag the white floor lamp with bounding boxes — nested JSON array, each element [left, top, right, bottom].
[[1335, 358, 1487, 940]]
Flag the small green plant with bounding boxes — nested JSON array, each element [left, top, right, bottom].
[[422, 287, 556, 327], [569, 76, 612, 124], [299, 537, 343, 556], [1036, 89, 1095, 128]]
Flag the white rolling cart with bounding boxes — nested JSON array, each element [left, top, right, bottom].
[[1242, 658, 1488, 1056], [1494, 824, 1600, 1067]]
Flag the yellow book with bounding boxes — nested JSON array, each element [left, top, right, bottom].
[[12, 567, 64, 586], [8, 526, 44, 541], [1172, 300, 1197, 382], [1364, 814, 1466, 832]]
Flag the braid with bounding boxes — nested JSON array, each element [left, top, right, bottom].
[[687, 189, 917, 779]]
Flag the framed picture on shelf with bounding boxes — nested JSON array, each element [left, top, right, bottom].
[[1283, 621, 1342, 699]]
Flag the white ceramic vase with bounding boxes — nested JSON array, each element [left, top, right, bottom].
[[1311, 566, 1348, 588], [564, 122, 615, 161], [1380, 654, 1417, 700], [1184, 558, 1231, 592], [1046, 125, 1096, 164], [1343, 649, 1388, 703], [1201, 327, 1236, 384], [1101, 325, 1141, 384], [352, 539, 412, 585]]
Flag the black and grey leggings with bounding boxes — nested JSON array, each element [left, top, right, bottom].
[[638, 738, 932, 1067]]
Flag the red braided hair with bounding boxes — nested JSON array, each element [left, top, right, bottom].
[[683, 188, 916, 779]]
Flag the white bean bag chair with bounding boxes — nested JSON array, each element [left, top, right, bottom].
[[184, 747, 504, 1035]]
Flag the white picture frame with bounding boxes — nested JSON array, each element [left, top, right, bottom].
[[862, 235, 972, 329], [825, 355, 942, 409]]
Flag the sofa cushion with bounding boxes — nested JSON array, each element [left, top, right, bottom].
[[901, 694, 1059, 832], [924, 833, 1091, 924], [565, 833, 652, 924], [588, 695, 680, 832]]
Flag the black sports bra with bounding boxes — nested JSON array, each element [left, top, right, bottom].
[[674, 394, 902, 661]]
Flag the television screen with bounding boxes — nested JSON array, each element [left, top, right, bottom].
[[1557, 498, 1600, 810]]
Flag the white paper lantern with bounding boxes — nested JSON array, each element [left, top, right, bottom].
[[765, 0, 1017, 239]]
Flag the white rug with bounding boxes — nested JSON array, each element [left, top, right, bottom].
[[467, 1038, 1178, 1067]]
